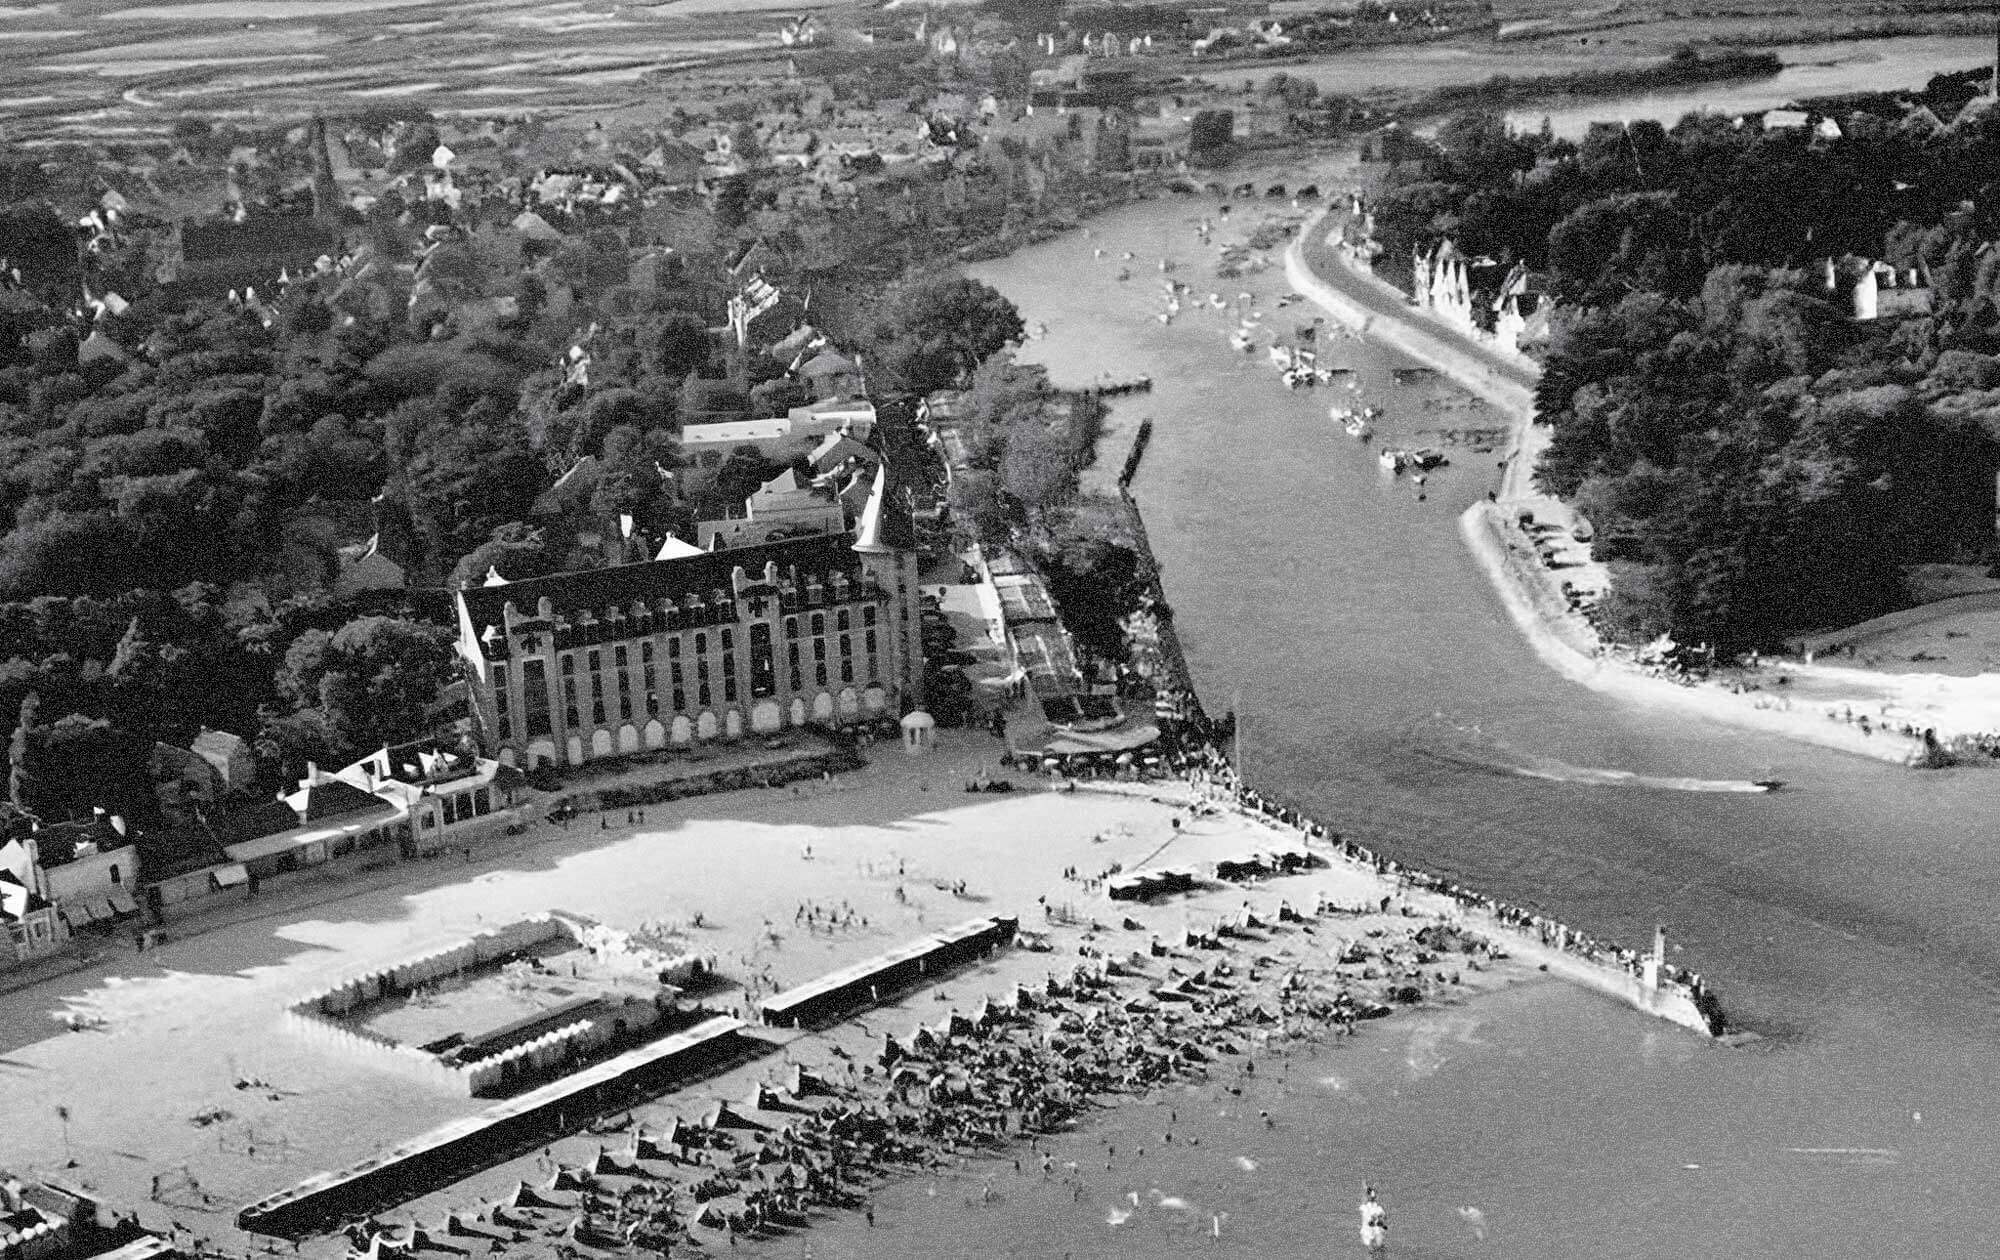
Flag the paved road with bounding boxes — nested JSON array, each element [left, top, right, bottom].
[[1292, 208, 1539, 395]]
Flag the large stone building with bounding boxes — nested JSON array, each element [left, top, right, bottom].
[[454, 466, 923, 768]]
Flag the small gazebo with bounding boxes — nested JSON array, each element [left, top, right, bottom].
[[900, 710, 937, 755]]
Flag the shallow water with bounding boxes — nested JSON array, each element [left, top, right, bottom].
[[1504, 34, 1993, 138], [957, 156, 2000, 1253], [770, 982, 1998, 1259]]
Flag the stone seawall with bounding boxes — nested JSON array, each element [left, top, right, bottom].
[[1219, 796, 1723, 1038], [1117, 488, 1210, 727], [1109, 485, 1723, 1037], [1282, 209, 1538, 425]]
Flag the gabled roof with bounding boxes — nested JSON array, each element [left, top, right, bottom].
[[533, 455, 601, 515], [730, 240, 775, 278], [810, 433, 879, 472], [512, 210, 564, 243], [293, 778, 393, 822], [798, 349, 858, 379], [769, 322, 821, 362], [459, 533, 869, 640]]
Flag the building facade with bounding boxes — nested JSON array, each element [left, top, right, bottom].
[[455, 469, 923, 769]]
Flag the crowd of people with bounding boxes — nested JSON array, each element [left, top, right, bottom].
[[344, 880, 1451, 1260], [1161, 735, 1726, 1034], [1819, 706, 2000, 766]]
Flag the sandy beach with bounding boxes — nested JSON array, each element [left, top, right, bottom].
[[6, 727, 1664, 1260], [1284, 204, 2000, 768]]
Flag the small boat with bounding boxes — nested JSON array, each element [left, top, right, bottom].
[[1268, 344, 1293, 368], [1753, 778, 1784, 792], [1229, 329, 1256, 353], [1379, 447, 1409, 473], [1359, 1188, 1387, 1252], [1408, 447, 1449, 470], [1340, 411, 1372, 440]]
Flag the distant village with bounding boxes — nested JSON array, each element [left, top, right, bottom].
[[0, 18, 1247, 981]]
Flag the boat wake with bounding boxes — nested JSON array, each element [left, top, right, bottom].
[[1415, 730, 1777, 793], [1509, 759, 1775, 793]]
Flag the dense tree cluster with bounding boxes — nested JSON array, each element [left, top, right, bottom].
[[0, 46, 1150, 819], [865, 272, 1026, 396], [1373, 70, 2000, 649]]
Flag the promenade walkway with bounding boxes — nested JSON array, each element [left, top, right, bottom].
[[1287, 207, 1608, 598]]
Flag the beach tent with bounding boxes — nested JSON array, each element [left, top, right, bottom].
[[788, 1064, 832, 1096], [706, 1101, 771, 1132], [633, 1130, 674, 1162], [591, 1149, 639, 1178], [508, 1182, 561, 1210], [444, 1213, 496, 1241]]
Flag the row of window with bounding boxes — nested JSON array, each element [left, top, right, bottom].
[[538, 575, 885, 650], [491, 614, 883, 743]]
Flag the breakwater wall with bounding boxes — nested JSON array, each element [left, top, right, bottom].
[[1116, 488, 1210, 728], [1118, 417, 1153, 490], [1211, 779, 1724, 1037], [238, 1015, 754, 1238], [1108, 481, 1723, 1035]]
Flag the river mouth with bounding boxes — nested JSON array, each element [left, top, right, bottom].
[[967, 101, 2000, 1245]]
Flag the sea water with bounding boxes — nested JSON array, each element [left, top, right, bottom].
[[949, 176, 2000, 1254]]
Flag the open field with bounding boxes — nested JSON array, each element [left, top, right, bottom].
[[0, 0, 1981, 143], [0, 0, 801, 140]]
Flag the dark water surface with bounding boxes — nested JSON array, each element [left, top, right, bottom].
[[925, 181, 2000, 1255]]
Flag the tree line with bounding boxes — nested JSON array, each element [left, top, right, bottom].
[[1371, 67, 2000, 650]]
